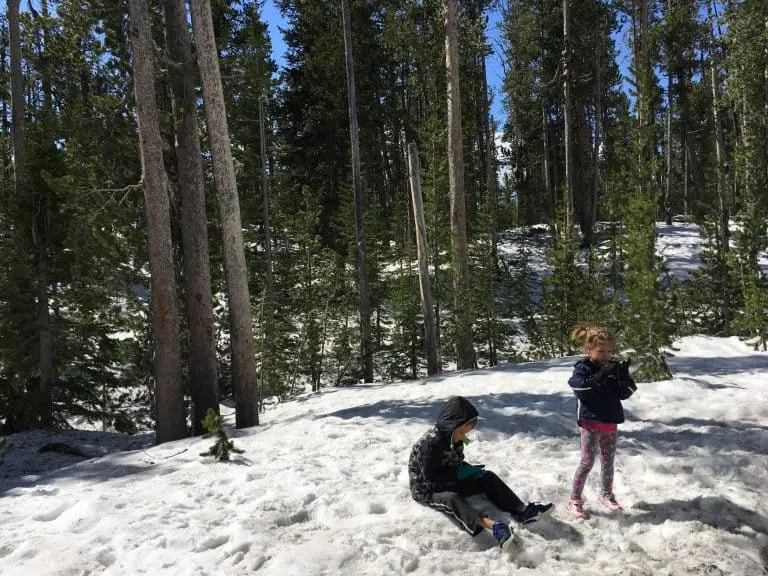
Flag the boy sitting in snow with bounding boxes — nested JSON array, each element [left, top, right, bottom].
[[408, 396, 553, 548]]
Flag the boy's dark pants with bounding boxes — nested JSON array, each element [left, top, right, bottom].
[[422, 471, 525, 535]]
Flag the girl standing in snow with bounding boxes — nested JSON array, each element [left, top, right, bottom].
[[567, 326, 636, 519]]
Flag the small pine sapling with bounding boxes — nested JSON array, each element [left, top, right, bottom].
[[199, 409, 244, 461]]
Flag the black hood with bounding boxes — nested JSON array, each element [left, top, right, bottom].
[[435, 396, 479, 435]]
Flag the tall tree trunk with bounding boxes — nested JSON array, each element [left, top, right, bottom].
[[431, 139, 442, 363], [480, 27, 497, 261], [479, 2, 498, 366], [407, 143, 440, 376], [678, 69, 704, 212], [664, 0, 673, 226], [259, 95, 272, 291], [764, 14, 768, 208], [706, 1, 730, 335], [543, 106, 554, 215], [341, 0, 373, 383], [8, 0, 24, 192], [128, 0, 186, 444], [35, 0, 55, 429], [634, 0, 658, 270], [10, 0, 52, 427], [165, 0, 218, 435], [593, 8, 602, 230], [189, 0, 260, 427], [1, 29, 7, 143], [445, 0, 475, 370], [635, 0, 650, 197], [258, 85, 272, 401], [562, 0, 574, 224], [682, 132, 688, 217]]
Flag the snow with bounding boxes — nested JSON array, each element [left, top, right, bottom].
[[1, 336, 767, 576], [2, 221, 768, 574]]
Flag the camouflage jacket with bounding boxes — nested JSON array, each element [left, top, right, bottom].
[[408, 396, 479, 501]]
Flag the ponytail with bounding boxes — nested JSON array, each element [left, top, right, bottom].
[[570, 325, 613, 351]]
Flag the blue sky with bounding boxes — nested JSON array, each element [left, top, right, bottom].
[[261, 1, 635, 127]]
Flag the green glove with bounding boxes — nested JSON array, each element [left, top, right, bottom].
[[456, 463, 486, 480]]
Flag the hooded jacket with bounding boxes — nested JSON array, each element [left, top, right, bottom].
[[568, 358, 637, 425], [408, 396, 479, 501]]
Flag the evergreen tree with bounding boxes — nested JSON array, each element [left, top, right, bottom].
[[200, 408, 244, 461]]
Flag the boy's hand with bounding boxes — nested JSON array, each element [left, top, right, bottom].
[[456, 463, 485, 480]]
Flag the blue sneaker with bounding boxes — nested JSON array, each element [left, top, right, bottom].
[[490, 521, 513, 548], [518, 501, 554, 525]]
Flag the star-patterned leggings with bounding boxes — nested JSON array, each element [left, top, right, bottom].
[[571, 427, 618, 499]]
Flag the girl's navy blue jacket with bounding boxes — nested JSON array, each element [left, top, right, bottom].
[[568, 358, 637, 425]]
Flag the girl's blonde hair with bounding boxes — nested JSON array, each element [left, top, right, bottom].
[[570, 325, 613, 352]]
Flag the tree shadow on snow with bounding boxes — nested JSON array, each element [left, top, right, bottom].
[[319, 392, 579, 440], [320, 391, 768, 457], [627, 495, 768, 536], [0, 429, 158, 497], [676, 375, 744, 390], [0, 459, 156, 497], [621, 417, 768, 456], [666, 355, 768, 377]]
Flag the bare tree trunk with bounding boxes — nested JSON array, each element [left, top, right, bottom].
[[683, 129, 688, 217], [10, 0, 52, 427], [706, 1, 730, 335], [445, 0, 475, 370], [165, 0, 218, 435], [678, 69, 704, 213], [562, 0, 574, 226], [665, 1, 673, 226], [189, 0, 260, 427], [258, 85, 272, 400], [259, 95, 272, 290], [128, 0, 186, 443], [763, 15, 768, 208], [431, 140, 442, 363], [407, 143, 440, 376], [593, 12, 602, 230], [341, 0, 373, 383], [543, 106, 554, 215], [8, 0, 24, 190], [635, 0, 650, 197], [36, 249, 53, 427], [35, 0, 55, 429], [480, 36, 497, 261], [1, 30, 7, 142]]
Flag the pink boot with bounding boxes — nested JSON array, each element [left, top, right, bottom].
[[599, 494, 623, 511], [568, 498, 589, 519]]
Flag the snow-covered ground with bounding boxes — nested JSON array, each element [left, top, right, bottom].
[[1, 335, 767, 575]]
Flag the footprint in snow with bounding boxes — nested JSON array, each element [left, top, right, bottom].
[[195, 533, 230, 552], [33, 501, 70, 522], [276, 509, 311, 527]]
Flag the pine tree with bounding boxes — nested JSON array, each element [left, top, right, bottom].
[[621, 195, 673, 381], [617, 0, 672, 382], [200, 408, 244, 462], [542, 202, 588, 356], [724, 0, 768, 350]]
